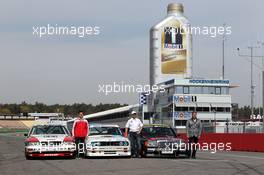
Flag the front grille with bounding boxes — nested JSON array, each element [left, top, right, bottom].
[[40, 141, 62, 145], [104, 151, 116, 154], [158, 141, 179, 149]]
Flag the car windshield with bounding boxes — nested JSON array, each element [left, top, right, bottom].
[[30, 125, 68, 135], [89, 127, 122, 136], [141, 127, 175, 138]]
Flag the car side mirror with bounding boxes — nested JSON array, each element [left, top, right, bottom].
[[24, 133, 28, 137]]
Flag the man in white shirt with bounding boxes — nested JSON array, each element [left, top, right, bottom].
[[125, 111, 143, 158]]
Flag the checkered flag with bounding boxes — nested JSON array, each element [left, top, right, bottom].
[[140, 93, 147, 105]]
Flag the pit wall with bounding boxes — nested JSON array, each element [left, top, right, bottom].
[[178, 133, 264, 152]]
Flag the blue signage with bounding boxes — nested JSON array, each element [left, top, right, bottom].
[[173, 112, 191, 119], [174, 95, 191, 102]]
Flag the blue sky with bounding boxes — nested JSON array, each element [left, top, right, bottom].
[[0, 0, 264, 107]]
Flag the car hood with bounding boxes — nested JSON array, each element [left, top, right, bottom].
[[87, 135, 128, 142], [30, 134, 67, 142]]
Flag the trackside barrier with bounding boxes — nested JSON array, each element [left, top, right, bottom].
[[178, 133, 264, 152]]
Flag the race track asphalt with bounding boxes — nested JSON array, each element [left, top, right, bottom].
[[1, 133, 264, 175]]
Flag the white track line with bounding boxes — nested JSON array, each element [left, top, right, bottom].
[[199, 152, 264, 160], [171, 159, 229, 162]]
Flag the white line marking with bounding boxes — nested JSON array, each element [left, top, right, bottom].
[[172, 159, 229, 162], [217, 153, 264, 160], [200, 152, 264, 160]]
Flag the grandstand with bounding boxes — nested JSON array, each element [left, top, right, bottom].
[[0, 120, 28, 131], [0, 113, 65, 132]]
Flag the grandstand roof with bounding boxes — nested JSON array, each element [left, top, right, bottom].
[[68, 104, 139, 122]]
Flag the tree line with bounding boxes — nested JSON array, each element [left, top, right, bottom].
[[0, 102, 128, 117], [0, 102, 261, 120], [232, 105, 263, 120]]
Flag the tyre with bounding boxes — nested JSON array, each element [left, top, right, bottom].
[[25, 149, 33, 160], [140, 150, 147, 158], [25, 154, 33, 160], [69, 153, 76, 159]]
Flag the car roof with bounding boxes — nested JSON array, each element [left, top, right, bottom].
[[32, 123, 65, 127], [143, 124, 171, 128]]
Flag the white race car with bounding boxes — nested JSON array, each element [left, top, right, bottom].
[[85, 124, 131, 157], [24, 123, 76, 159]]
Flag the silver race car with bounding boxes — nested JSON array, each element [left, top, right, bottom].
[[24, 123, 76, 159], [85, 124, 131, 157]]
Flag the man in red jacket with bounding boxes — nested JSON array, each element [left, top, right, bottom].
[[72, 111, 89, 158]]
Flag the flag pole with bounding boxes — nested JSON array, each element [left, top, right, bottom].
[[139, 92, 146, 123], [142, 103, 144, 123]]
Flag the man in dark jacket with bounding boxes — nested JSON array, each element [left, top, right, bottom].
[[186, 111, 202, 159], [72, 111, 89, 158]]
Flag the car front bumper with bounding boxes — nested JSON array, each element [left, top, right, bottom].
[[25, 152, 75, 157], [86, 146, 131, 157], [145, 147, 188, 156], [25, 145, 76, 157]]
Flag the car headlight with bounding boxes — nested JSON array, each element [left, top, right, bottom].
[[177, 139, 186, 145], [91, 142, 100, 146], [27, 142, 41, 146], [119, 141, 129, 146], [63, 142, 75, 146], [147, 140, 158, 147]]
